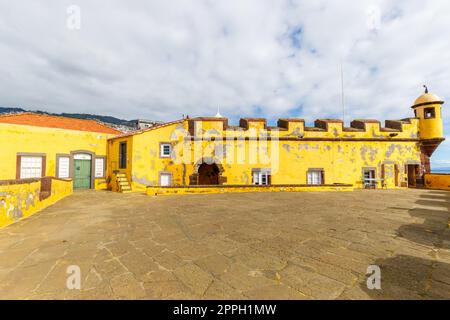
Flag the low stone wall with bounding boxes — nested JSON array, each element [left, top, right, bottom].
[[0, 177, 73, 228], [147, 184, 353, 196], [424, 173, 450, 191]]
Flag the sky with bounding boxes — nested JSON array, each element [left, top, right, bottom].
[[0, 0, 449, 167]]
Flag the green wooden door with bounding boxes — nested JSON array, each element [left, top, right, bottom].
[[74, 159, 91, 189]]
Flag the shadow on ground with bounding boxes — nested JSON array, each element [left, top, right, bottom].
[[397, 191, 450, 249], [361, 254, 450, 299], [362, 190, 450, 299]]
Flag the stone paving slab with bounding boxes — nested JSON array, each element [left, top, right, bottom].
[[0, 189, 449, 299]]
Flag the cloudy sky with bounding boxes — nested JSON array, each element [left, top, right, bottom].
[[0, 0, 449, 166]]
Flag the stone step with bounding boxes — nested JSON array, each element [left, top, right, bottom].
[[115, 173, 131, 192]]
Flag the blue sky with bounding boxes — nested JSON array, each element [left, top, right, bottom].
[[0, 0, 449, 167]]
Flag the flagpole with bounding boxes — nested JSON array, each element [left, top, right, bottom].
[[341, 60, 345, 124]]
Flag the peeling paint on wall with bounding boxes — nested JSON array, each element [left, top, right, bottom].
[[107, 116, 431, 191], [0, 179, 73, 228], [371, 128, 384, 138], [132, 175, 154, 186], [282, 144, 291, 152], [333, 128, 339, 138], [385, 144, 403, 158]]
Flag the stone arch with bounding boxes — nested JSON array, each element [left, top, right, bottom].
[[189, 157, 227, 185]]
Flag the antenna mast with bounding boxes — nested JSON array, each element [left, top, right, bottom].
[[340, 60, 345, 124]]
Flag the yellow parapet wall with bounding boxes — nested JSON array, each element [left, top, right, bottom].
[[147, 184, 353, 196], [424, 173, 450, 191], [0, 177, 73, 228]]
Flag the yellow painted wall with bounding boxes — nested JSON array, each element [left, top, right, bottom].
[[130, 122, 186, 191], [108, 121, 192, 191], [109, 118, 423, 191], [186, 139, 419, 188], [0, 123, 115, 189], [424, 173, 450, 191], [0, 178, 73, 228]]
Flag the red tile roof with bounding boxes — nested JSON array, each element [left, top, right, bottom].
[[0, 113, 122, 135]]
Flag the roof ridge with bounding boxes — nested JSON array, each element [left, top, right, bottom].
[[0, 112, 122, 134]]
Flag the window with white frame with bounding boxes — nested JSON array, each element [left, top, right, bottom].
[[252, 169, 271, 185], [20, 156, 43, 179], [307, 169, 324, 185], [57, 156, 70, 178], [363, 168, 376, 188], [94, 157, 105, 178], [160, 143, 172, 158]]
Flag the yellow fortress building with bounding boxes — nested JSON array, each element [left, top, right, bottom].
[[107, 88, 445, 193], [0, 88, 446, 196]]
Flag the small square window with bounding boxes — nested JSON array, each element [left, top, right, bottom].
[[160, 143, 172, 158], [424, 107, 435, 119], [252, 169, 271, 185]]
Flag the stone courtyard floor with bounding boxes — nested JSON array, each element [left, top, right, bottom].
[[0, 189, 449, 300]]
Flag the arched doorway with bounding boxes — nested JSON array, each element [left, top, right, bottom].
[[198, 163, 220, 185], [189, 157, 226, 185]]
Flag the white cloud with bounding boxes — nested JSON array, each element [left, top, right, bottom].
[[0, 0, 449, 129]]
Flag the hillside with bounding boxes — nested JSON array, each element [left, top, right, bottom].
[[0, 107, 137, 130]]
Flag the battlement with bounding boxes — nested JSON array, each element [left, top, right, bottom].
[[187, 117, 420, 140], [239, 118, 267, 130]]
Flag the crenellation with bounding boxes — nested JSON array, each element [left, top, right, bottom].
[[239, 118, 267, 130], [350, 119, 381, 130], [314, 119, 343, 131], [385, 120, 404, 131], [183, 111, 428, 141], [277, 118, 304, 133]]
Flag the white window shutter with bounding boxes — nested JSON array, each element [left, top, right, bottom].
[[94, 158, 105, 178], [160, 174, 171, 186], [58, 157, 70, 178]]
